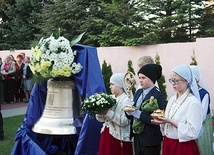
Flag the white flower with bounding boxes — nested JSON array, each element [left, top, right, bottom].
[[49, 39, 59, 52], [81, 93, 117, 119], [96, 101, 100, 106], [30, 34, 83, 80]]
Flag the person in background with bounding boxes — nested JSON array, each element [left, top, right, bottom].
[[0, 57, 4, 140], [126, 64, 164, 155], [14, 54, 25, 102], [0, 57, 2, 67], [20, 52, 25, 62], [96, 73, 134, 155], [137, 56, 154, 69], [152, 64, 202, 155], [22, 56, 34, 103], [9, 54, 15, 62], [190, 65, 213, 155], [136, 56, 155, 90], [0, 102, 3, 140], [0, 57, 4, 104], [1, 55, 16, 103]]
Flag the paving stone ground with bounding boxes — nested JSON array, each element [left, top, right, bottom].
[[1, 102, 28, 118]]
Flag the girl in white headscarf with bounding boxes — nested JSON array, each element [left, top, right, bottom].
[[96, 73, 134, 155], [152, 64, 202, 155], [190, 65, 213, 155]]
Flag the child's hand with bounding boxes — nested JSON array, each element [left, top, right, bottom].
[[126, 109, 141, 119], [124, 100, 134, 106], [151, 117, 167, 125], [126, 111, 135, 116], [151, 118, 164, 125]]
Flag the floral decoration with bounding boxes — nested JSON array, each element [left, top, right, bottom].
[[81, 93, 117, 119], [30, 29, 84, 81]]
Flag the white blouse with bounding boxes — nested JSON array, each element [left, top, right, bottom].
[[96, 93, 132, 142], [161, 89, 202, 142]]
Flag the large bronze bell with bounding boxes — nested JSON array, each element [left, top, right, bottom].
[[32, 79, 82, 135]]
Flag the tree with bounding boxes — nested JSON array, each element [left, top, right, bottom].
[[190, 49, 198, 65], [36, 0, 156, 47], [0, 0, 15, 49], [196, 4, 214, 37], [102, 60, 113, 94], [36, 0, 85, 41], [137, 0, 204, 43], [95, 0, 160, 46], [155, 53, 168, 108], [0, 0, 46, 50], [127, 60, 136, 75], [1, 0, 213, 50]]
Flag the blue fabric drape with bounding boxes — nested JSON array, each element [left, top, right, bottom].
[[11, 44, 105, 155]]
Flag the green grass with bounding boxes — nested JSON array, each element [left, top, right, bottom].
[[0, 115, 25, 155]]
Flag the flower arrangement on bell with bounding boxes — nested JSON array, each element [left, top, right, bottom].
[[81, 93, 117, 119], [30, 29, 85, 81], [31, 29, 85, 135]]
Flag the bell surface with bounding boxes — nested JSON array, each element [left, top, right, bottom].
[[32, 79, 82, 135]]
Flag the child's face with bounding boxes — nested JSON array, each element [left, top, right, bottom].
[[138, 73, 154, 89], [109, 83, 123, 97], [169, 72, 188, 94]]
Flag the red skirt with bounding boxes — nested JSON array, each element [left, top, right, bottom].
[[98, 127, 133, 155], [162, 136, 200, 155]]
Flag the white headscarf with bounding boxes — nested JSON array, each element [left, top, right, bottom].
[[190, 65, 208, 91], [172, 64, 200, 101], [110, 73, 128, 94]]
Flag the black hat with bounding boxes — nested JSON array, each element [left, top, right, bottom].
[[138, 64, 162, 83]]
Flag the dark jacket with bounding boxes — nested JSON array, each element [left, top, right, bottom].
[[21, 65, 33, 79], [129, 87, 164, 146]]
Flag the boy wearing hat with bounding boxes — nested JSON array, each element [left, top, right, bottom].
[[126, 64, 164, 155]]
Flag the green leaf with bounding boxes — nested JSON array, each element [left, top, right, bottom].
[[70, 32, 85, 47], [53, 28, 61, 39]]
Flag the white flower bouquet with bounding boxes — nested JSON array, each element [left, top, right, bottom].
[[81, 93, 117, 118], [30, 29, 84, 81]]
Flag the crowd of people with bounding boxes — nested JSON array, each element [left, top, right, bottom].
[[0, 53, 34, 104], [0, 52, 34, 141], [96, 56, 213, 155]]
